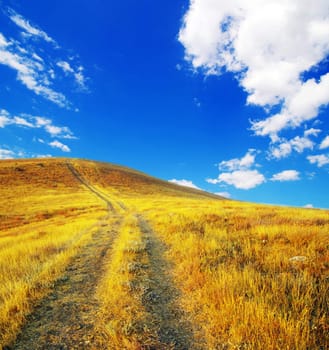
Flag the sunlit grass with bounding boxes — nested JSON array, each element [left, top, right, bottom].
[[97, 214, 157, 349], [1, 158, 328, 349], [130, 198, 329, 349], [0, 159, 107, 346]]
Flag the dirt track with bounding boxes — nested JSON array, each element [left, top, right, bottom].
[[12, 216, 121, 349], [135, 216, 193, 349], [10, 165, 193, 349]]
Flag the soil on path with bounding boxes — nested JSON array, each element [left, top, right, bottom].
[[135, 216, 194, 349], [11, 164, 122, 350], [10, 164, 194, 349], [12, 216, 121, 350]]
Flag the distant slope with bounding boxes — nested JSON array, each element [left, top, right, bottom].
[[0, 157, 223, 201]]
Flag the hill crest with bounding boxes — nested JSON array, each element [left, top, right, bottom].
[[0, 157, 223, 200]]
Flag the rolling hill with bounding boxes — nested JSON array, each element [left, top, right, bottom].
[[0, 158, 328, 349]]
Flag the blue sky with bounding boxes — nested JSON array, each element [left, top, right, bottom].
[[0, 0, 329, 208]]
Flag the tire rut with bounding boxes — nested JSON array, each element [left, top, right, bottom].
[[66, 162, 115, 212], [11, 163, 125, 349], [12, 215, 122, 350], [136, 216, 194, 349]]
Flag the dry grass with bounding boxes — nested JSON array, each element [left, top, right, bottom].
[[0, 159, 107, 347], [132, 198, 329, 349], [97, 214, 156, 349], [0, 158, 328, 349]]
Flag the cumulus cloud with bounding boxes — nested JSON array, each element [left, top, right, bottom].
[[271, 170, 300, 182], [290, 136, 315, 153], [49, 140, 70, 152], [219, 149, 256, 171], [0, 148, 15, 159], [319, 135, 329, 149], [206, 178, 219, 185], [179, 1, 329, 140], [217, 170, 265, 190], [269, 142, 292, 159], [208, 150, 265, 189], [168, 179, 201, 189], [307, 154, 329, 167], [304, 128, 321, 137], [269, 135, 315, 159]]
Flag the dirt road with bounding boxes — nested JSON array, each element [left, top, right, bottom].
[[10, 165, 193, 349]]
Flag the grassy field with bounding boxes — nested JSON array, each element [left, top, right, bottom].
[[0, 158, 328, 349]]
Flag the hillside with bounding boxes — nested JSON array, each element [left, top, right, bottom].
[[0, 158, 328, 349]]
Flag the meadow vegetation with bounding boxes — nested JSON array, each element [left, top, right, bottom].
[[128, 198, 329, 349], [0, 158, 328, 349], [0, 159, 106, 346]]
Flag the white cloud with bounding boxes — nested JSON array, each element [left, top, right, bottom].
[[179, 1, 329, 140], [169, 179, 201, 190], [34, 154, 52, 158], [290, 136, 314, 153], [35, 116, 51, 126], [74, 66, 87, 90], [29, 115, 74, 138], [208, 150, 265, 190], [57, 61, 87, 90], [0, 148, 15, 159], [217, 170, 265, 190], [307, 154, 329, 167], [44, 124, 71, 137], [0, 32, 69, 107], [269, 135, 315, 159], [8, 9, 56, 44], [251, 74, 329, 139], [0, 109, 75, 139], [13, 116, 35, 128], [206, 178, 219, 185], [0, 9, 88, 107], [304, 204, 314, 208], [35, 117, 75, 138], [219, 149, 256, 171], [0, 109, 11, 127], [319, 135, 329, 149], [304, 128, 321, 137], [49, 140, 70, 152], [215, 191, 231, 198], [269, 142, 292, 159], [271, 170, 300, 182], [57, 61, 74, 74]]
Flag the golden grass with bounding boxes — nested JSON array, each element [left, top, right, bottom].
[[131, 198, 329, 349], [97, 214, 165, 349], [0, 159, 107, 347], [1, 158, 328, 349]]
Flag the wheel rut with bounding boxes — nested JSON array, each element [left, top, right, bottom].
[[11, 216, 122, 350], [9, 163, 194, 349], [10, 164, 124, 349], [136, 216, 194, 349], [66, 162, 115, 212]]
